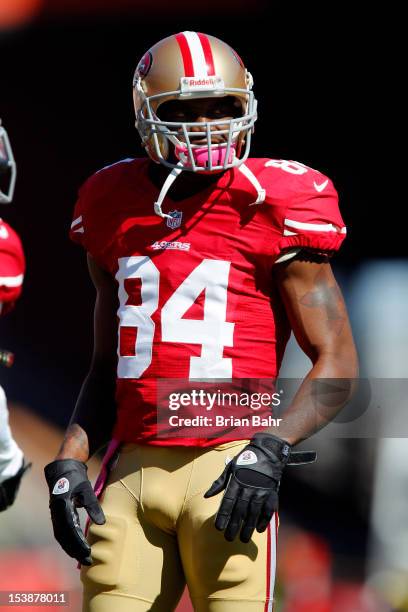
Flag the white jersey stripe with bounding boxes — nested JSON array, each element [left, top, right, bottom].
[[71, 215, 83, 229], [73, 227, 84, 234], [0, 274, 24, 287], [182, 31, 208, 77], [284, 218, 346, 233], [266, 513, 278, 611]]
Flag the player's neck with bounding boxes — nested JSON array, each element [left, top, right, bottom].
[[147, 160, 228, 202]]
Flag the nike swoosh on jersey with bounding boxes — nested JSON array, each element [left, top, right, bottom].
[[313, 179, 329, 192]]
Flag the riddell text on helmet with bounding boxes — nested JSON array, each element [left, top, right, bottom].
[[180, 76, 225, 92], [188, 78, 216, 86]]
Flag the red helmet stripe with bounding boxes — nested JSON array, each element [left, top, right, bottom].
[[197, 32, 216, 75], [175, 32, 195, 77]]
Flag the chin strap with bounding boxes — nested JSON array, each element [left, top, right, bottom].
[[153, 162, 184, 218], [153, 160, 266, 219], [238, 163, 266, 205]]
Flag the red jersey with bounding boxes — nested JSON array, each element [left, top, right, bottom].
[[0, 219, 25, 315], [70, 157, 346, 446]]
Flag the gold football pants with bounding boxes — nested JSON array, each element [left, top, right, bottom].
[[81, 441, 277, 611]]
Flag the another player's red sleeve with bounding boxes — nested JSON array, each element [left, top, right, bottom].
[[0, 220, 25, 314], [278, 176, 346, 256]]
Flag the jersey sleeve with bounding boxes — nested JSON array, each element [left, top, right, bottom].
[[68, 159, 136, 268], [277, 175, 346, 257], [68, 172, 106, 267], [69, 179, 89, 248]]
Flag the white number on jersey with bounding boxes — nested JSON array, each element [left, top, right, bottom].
[[265, 159, 309, 175], [116, 257, 234, 379], [116, 256, 159, 379]]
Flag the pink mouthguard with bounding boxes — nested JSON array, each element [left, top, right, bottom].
[[175, 143, 236, 168]]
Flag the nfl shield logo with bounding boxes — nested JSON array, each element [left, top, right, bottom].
[[166, 210, 183, 229]]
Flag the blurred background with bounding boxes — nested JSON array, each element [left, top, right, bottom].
[[0, 1, 404, 610]]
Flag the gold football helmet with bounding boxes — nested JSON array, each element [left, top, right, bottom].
[[133, 31, 257, 175]]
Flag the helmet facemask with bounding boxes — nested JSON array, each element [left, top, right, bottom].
[[0, 122, 17, 205], [135, 79, 257, 173]]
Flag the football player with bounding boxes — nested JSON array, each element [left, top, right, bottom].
[[0, 120, 30, 511], [45, 32, 358, 611]]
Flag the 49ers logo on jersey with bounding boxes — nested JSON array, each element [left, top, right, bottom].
[[136, 51, 153, 78]]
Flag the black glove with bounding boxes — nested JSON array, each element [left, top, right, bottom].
[[0, 459, 31, 512], [44, 459, 105, 565], [204, 433, 316, 543]]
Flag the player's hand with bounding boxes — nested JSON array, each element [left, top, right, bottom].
[[204, 433, 316, 543], [0, 459, 31, 512], [44, 459, 105, 565]]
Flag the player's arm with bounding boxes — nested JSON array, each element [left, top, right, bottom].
[[271, 252, 359, 443], [44, 254, 118, 565], [205, 252, 358, 543], [55, 253, 118, 462]]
